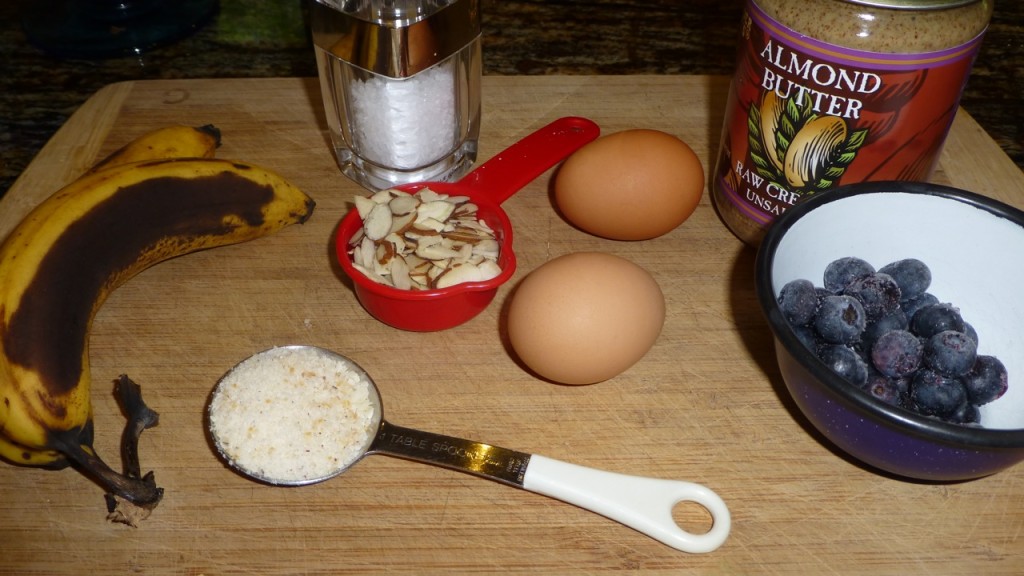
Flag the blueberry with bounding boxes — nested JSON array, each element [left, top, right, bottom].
[[778, 279, 819, 326], [910, 303, 966, 338], [962, 355, 1008, 405], [923, 330, 978, 377], [910, 369, 968, 419], [819, 344, 869, 386], [814, 294, 867, 344], [791, 324, 821, 353], [824, 257, 875, 293], [843, 273, 901, 321], [861, 309, 909, 351], [901, 292, 939, 321], [879, 258, 932, 302], [963, 322, 979, 346], [871, 329, 923, 378], [949, 401, 981, 426], [862, 370, 907, 407]]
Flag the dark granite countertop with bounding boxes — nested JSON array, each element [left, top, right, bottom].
[[2, 0, 1021, 199]]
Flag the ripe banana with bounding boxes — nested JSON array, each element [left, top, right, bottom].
[[87, 124, 221, 174], [0, 154, 315, 512]]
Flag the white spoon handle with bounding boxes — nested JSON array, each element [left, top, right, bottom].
[[522, 454, 731, 553]]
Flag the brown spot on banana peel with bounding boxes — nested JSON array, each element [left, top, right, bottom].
[[2, 171, 295, 399], [0, 431, 69, 469]]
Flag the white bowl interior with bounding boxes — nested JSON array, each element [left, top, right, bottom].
[[772, 192, 1024, 430]]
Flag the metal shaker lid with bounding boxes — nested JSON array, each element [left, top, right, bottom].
[[311, 0, 480, 78]]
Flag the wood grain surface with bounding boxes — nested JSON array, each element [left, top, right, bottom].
[[1, 76, 1022, 575]]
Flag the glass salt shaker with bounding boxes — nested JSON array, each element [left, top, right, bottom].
[[309, 0, 482, 191]]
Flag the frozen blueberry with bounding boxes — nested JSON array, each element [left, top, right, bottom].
[[949, 401, 981, 426], [962, 355, 1008, 405], [814, 294, 867, 345], [879, 258, 932, 302], [778, 279, 820, 326], [923, 330, 978, 377], [790, 324, 821, 353], [819, 344, 869, 386], [910, 303, 966, 338], [824, 257, 875, 293], [910, 369, 968, 419], [862, 370, 907, 407], [843, 272, 901, 321], [861, 309, 909, 351], [871, 329, 923, 378], [901, 292, 939, 322], [962, 322, 979, 346]]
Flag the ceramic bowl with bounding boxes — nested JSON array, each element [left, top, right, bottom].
[[755, 181, 1024, 481]]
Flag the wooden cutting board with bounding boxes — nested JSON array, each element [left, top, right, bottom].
[[1, 76, 1022, 575]]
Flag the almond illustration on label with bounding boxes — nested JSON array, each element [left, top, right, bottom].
[[748, 92, 868, 195]]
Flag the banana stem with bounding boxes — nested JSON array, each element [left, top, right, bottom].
[[51, 376, 164, 509], [59, 435, 164, 507], [116, 374, 159, 480]]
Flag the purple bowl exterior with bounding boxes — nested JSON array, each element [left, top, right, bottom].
[[775, 340, 1024, 481], [756, 181, 1024, 481]]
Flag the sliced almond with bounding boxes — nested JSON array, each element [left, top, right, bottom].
[[452, 202, 479, 217], [383, 232, 407, 253], [389, 193, 420, 216], [389, 211, 416, 235], [427, 263, 447, 285], [347, 186, 503, 291], [417, 188, 445, 203], [455, 242, 473, 263], [370, 189, 394, 204], [390, 255, 412, 291], [446, 226, 488, 244], [357, 236, 375, 269], [354, 195, 377, 220], [416, 200, 455, 224], [353, 263, 388, 285], [375, 240, 395, 266], [473, 238, 500, 260], [416, 217, 447, 233], [417, 243, 461, 260], [435, 262, 486, 289], [363, 203, 393, 241], [413, 234, 443, 249], [477, 260, 502, 281]]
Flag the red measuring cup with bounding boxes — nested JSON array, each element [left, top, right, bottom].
[[335, 116, 601, 331]]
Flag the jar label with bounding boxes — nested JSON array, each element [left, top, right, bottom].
[[714, 0, 986, 227]]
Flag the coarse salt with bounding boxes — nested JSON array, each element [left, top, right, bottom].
[[349, 58, 457, 170], [209, 347, 378, 484]]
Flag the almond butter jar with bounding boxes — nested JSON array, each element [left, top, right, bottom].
[[711, 0, 993, 246]]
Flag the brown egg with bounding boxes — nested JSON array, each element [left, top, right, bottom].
[[507, 252, 665, 385], [554, 129, 704, 240]]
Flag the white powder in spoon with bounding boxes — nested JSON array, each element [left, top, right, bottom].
[[209, 347, 377, 484]]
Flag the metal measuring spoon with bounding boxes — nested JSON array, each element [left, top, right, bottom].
[[208, 345, 730, 554]]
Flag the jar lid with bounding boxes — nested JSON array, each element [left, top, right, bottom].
[[843, 0, 981, 8]]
